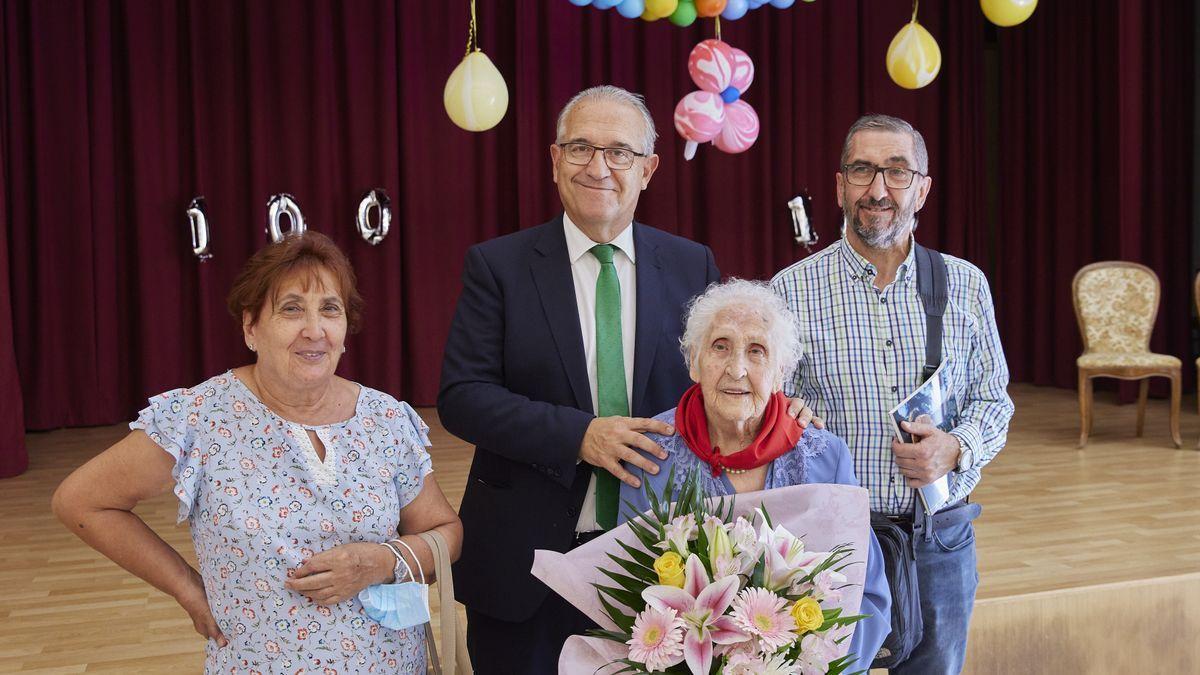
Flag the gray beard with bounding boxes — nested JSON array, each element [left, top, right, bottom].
[[845, 204, 916, 250]]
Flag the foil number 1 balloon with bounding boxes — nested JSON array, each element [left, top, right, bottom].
[[444, 0, 509, 132]]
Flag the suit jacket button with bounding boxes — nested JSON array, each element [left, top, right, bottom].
[[567, 506, 578, 517]]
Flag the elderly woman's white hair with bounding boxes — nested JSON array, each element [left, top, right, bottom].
[[679, 278, 804, 383]]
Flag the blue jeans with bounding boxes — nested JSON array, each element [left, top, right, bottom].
[[891, 517, 979, 675]]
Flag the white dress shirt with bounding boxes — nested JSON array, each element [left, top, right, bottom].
[[562, 214, 636, 532]]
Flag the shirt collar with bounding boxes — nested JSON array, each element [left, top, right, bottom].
[[837, 234, 917, 285], [563, 212, 636, 264]]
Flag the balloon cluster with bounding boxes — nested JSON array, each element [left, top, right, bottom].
[[568, 0, 806, 27], [673, 40, 759, 160]]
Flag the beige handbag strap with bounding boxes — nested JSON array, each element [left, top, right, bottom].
[[418, 530, 473, 675]]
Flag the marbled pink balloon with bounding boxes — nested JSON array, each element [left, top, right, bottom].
[[728, 47, 755, 94], [674, 90, 725, 143], [686, 39, 736, 92], [713, 100, 759, 154]]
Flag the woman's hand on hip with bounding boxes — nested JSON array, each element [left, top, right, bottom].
[[285, 542, 394, 606], [174, 567, 227, 647]]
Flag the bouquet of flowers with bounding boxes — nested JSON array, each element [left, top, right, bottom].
[[532, 472, 873, 675]]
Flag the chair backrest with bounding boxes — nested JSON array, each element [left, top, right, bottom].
[[1072, 261, 1161, 354]]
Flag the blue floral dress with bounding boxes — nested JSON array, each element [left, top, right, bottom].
[[132, 371, 433, 674]]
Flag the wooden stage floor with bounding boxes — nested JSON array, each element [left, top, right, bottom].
[[2, 383, 1198, 673]]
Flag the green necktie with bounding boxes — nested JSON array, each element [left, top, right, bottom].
[[591, 244, 628, 530]]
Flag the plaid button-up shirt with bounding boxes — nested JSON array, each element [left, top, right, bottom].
[[771, 237, 1014, 515]]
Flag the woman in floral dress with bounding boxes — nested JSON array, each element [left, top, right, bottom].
[[53, 232, 462, 674]]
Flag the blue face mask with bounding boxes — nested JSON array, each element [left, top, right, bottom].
[[359, 580, 431, 630]]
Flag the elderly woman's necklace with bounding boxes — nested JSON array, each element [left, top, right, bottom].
[[724, 467, 751, 475]]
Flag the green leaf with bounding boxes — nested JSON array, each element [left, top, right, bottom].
[[594, 582, 644, 614], [586, 628, 632, 644], [608, 552, 657, 585], [599, 567, 649, 596], [595, 592, 635, 633], [759, 503, 775, 528], [615, 538, 658, 569]]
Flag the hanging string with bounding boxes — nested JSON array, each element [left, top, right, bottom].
[[715, 16, 722, 42], [465, 0, 479, 57], [911, 0, 919, 23]]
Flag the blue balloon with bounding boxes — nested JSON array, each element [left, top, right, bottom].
[[770, 0, 796, 8], [749, 0, 770, 7], [722, 0, 749, 20], [594, 0, 622, 8], [720, 86, 741, 104], [616, 0, 644, 18], [569, 0, 593, 7]]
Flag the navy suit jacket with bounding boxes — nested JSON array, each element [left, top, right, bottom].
[[438, 216, 720, 622]]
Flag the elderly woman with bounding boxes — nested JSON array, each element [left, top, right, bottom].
[[618, 278, 889, 672], [52, 232, 461, 673]]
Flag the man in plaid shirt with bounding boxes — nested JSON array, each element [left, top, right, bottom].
[[772, 114, 1014, 674]]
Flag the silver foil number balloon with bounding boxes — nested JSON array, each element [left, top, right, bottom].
[[356, 189, 391, 245], [266, 193, 306, 243], [187, 196, 212, 261], [788, 194, 818, 251]]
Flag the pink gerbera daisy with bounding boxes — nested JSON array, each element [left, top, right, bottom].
[[627, 606, 687, 672], [729, 587, 798, 652]]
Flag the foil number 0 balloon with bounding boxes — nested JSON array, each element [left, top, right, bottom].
[[356, 189, 392, 245], [266, 193, 306, 243]]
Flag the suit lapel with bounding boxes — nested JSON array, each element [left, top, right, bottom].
[[631, 223, 664, 415], [531, 217, 593, 413]]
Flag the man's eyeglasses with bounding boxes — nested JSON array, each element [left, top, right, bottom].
[[558, 142, 646, 171], [841, 163, 925, 190]]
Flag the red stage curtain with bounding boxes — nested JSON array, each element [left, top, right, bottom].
[[0, 1, 1191, 478], [993, 1, 1194, 392]]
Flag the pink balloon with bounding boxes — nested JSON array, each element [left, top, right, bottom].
[[687, 39, 737, 93], [713, 100, 759, 154], [728, 47, 755, 94], [673, 91, 726, 143]]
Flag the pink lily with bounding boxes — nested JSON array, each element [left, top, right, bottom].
[[757, 518, 826, 592], [641, 554, 748, 674]]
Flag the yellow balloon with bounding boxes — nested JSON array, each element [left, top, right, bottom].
[[886, 21, 942, 90], [980, 0, 1037, 27], [646, 0, 678, 19], [443, 51, 509, 132]]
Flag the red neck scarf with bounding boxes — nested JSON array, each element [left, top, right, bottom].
[[674, 384, 803, 478]]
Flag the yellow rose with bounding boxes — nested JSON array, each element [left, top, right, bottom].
[[653, 551, 686, 588], [791, 597, 824, 634]]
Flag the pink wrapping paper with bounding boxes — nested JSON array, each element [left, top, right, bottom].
[[530, 483, 871, 674]]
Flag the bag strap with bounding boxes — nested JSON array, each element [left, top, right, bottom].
[[913, 243, 948, 382], [418, 530, 473, 675]]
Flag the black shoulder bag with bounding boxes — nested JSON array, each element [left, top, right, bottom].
[[869, 242, 946, 669]]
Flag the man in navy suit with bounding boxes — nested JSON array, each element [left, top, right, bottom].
[[438, 85, 721, 673]]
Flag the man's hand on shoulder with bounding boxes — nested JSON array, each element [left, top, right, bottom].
[[580, 417, 674, 488]]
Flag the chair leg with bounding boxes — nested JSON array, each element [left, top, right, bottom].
[[1078, 371, 1093, 448], [1136, 379, 1149, 437], [1169, 370, 1182, 448]]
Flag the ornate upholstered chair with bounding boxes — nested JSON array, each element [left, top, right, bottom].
[[1072, 262, 1181, 448]]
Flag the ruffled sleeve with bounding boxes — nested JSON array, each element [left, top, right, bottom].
[[391, 401, 434, 510], [129, 387, 203, 523]]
